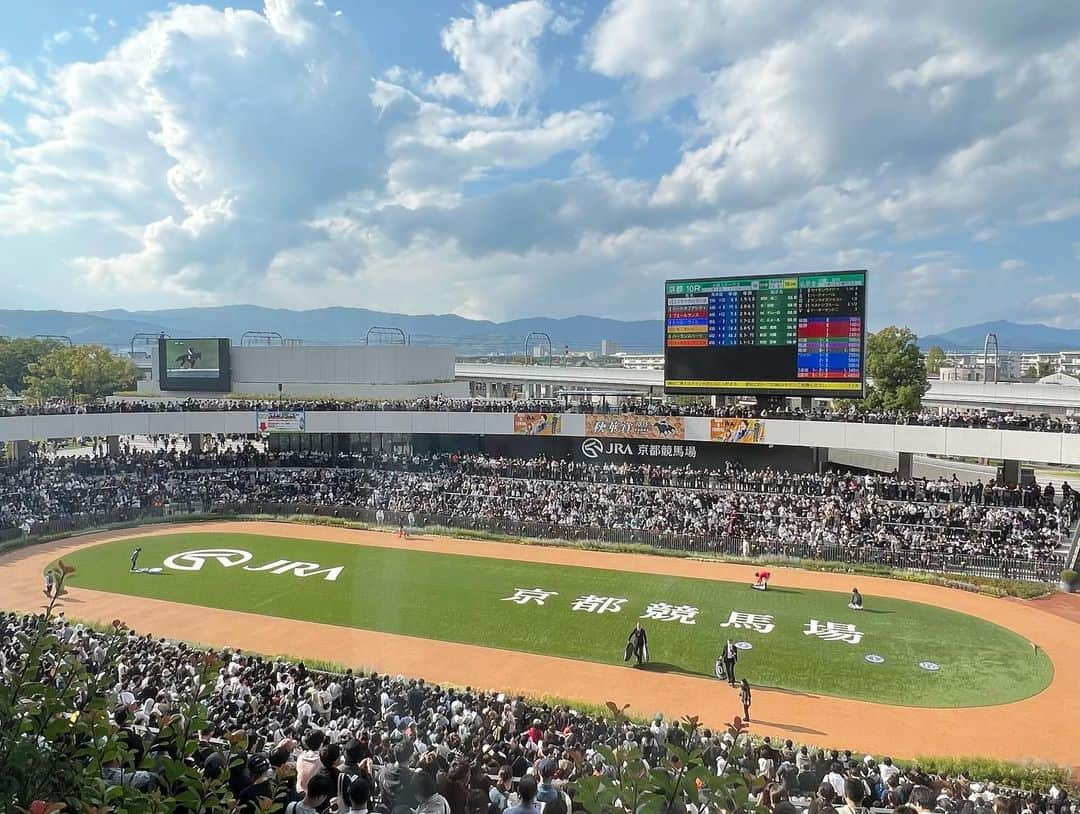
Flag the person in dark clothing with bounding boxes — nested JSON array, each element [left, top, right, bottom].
[[341, 669, 357, 712], [438, 761, 470, 814], [408, 680, 426, 718], [130, 547, 142, 571], [626, 623, 648, 665], [378, 742, 417, 812], [114, 706, 146, 768], [346, 777, 372, 814], [721, 640, 738, 687], [740, 679, 752, 723], [316, 742, 341, 810], [338, 740, 368, 808], [238, 753, 274, 814]]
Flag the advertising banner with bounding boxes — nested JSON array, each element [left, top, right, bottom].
[[584, 414, 685, 441], [577, 437, 699, 461], [710, 417, 766, 444], [256, 410, 307, 433], [513, 413, 562, 436]]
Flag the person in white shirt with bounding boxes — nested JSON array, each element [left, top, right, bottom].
[[650, 714, 668, 746], [879, 757, 900, 784], [826, 763, 847, 799], [296, 697, 313, 726]]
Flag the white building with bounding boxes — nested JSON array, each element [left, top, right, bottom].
[[1021, 353, 1059, 376], [1059, 351, 1080, 377], [615, 353, 665, 370], [942, 351, 1022, 381], [139, 343, 468, 399], [939, 365, 985, 382], [1019, 351, 1080, 378]]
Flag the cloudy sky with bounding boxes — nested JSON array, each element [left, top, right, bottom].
[[1, 0, 1079, 331]]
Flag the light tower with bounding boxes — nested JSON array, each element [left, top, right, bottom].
[[983, 332, 999, 383]]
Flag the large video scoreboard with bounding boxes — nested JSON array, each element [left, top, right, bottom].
[[158, 337, 232, 392], [664, 270, 867, 397]]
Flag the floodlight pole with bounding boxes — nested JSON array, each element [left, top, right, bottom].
[[33, 334, 72, 346]]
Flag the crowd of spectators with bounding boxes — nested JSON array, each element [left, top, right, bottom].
[[1, 611, 1074, 814], [2, 396, 1079, 433], [2, 447, 1073, 570]]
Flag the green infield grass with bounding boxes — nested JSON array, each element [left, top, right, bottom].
[[56, 532, 1053, 708]]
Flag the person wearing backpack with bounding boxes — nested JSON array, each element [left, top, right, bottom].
[[237, 753, 274, 814], [344, 777, 372, 814], [337, 741, 369, 813], [287, 772, 335, 814]]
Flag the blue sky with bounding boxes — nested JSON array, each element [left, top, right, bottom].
[[1, 0, 1079, 332]]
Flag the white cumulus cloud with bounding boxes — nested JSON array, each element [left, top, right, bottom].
[[4, 0, 386, 299], [427, 1, 554, 111]]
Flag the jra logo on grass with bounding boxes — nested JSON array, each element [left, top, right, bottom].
[[162, 548, 344, 582]]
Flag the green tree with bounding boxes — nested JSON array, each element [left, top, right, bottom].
[[924, 345, 947, 375], [24, 344, 138, 402], [862, 326, 929, 412], [0, 337, 63, 393], [573, 708, 755, 814], [1, 564, 257, 812], [1023, 361, 1056, 379]]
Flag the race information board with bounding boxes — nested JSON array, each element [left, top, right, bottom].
[[664, 270, 867, 396]]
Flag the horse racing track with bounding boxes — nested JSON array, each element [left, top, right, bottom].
[[2, 520, 1078, 769]]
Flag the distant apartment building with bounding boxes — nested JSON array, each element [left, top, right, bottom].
[[600, 339, 620, 356], [1021, 352, 1058, 375], [942, 351, 1022, 381], [615, 353, 665, 370], [1060, 351, 1080, 377], [1019, 351, 1080, 377]]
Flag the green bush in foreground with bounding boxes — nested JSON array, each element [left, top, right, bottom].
[[0, 564, 261, 813]]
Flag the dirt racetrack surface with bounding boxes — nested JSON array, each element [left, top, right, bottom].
[[2, 520, 1078, 771]]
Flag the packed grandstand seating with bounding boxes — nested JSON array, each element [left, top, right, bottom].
[[2, 396, 1079, 433], [1, 611, 1074, 814], [2, 447, 1074, 580]]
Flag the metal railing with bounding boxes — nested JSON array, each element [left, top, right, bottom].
[[2, 502, 1064, 583], [1066, 523, 1080, 572]]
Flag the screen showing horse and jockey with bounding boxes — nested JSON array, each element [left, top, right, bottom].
[[158, 337, 231, 391]]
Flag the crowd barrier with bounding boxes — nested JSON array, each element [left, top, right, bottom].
[[3, 502, 1064, 583]]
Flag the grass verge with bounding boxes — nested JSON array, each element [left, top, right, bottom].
[[1, 511, 1056, 600]]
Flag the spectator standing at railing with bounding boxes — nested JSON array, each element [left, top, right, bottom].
[[504, 776, 540, 814], [837, 777, 868, 814], [489, 766, 514, 812]]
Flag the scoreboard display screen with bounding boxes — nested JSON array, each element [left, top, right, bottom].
[[158, 337, 232, 392], [664, 270, 867, 397]]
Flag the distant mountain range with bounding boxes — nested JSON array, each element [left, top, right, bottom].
[[917, 321, 1080, 352], [0, 306, 664, 355], [2, 308, 1077, 355]]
